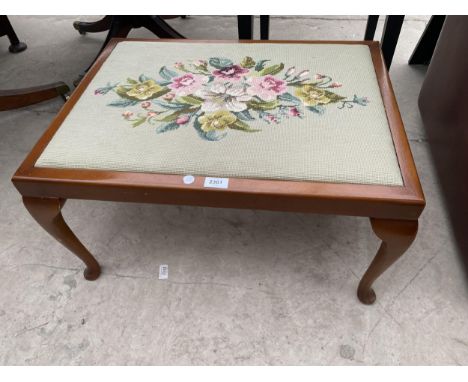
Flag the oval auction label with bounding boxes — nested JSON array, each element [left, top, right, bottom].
[[183, 175, 195, 184]]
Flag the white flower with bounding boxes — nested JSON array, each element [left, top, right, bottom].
[[196, 82, 252, 112], [285, 67, 296, 77], [297, 70, 310, 79]]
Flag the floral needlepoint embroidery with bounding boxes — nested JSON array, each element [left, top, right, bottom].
[[213, 65, 249, 81], [120, 80, 165, 101], [199, 111, 237, 132], [169, 73, 208, 96], [176, 115, 190, 125], [240, 56, 255, 68], [247, 75, 287, 101], [95, 57, 369, 141]]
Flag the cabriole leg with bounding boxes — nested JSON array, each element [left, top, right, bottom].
[[358, 218, 418, 304], [23, 197, 101, 280]]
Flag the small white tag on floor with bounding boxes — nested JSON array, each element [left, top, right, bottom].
[[204, 177, 229, 189], [159, 265, 168, 280]]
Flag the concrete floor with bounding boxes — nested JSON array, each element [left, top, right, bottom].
[[0, 16, 467, 365]]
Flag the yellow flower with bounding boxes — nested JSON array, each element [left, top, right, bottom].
[[295, 84, 332, 106], [120, 80, 164, 101], [198, 111, 237, 132], [240, 56, 256, 68]]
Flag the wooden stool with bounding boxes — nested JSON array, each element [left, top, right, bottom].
[[12, 39, 425, 305]]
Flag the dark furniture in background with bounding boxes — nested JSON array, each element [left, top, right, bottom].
[[0, 16, 69, 111], [364, 15, 405, 69], [0, 15, 27, 53], [0, 82, 69, 111], [74, 15, 267, 85], [72, 16, 186, 85], [418, 16, 468, 276], [365, 15, 446, 68], [237, 15, 269, 40], [240, 15, 406, 69], [75, 15, 443, 82], [1, 15, 445, 112], [409, 16, 446, 65]]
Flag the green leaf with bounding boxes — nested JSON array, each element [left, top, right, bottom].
[[156, 80, 172, 86], [127, 78, 138, 84], [159, 66, 179, 81], [234, 110, 255, 121], [209, 57, 233, 69], [247, 99, 279, 111], [287, 80, 308, 87], [278, 92, 301, 105], [156, 111, 184, 122], [229, 120, 260, 132], [324, 90, 346, 103], [139, 74, 153, 82], [156, 121, 181, 134], [352, 95, 369, 106], [156, 108, 196, 122], [153, 100, 190, 110], [178, 95, 204, 106], [307, 105, 325, 115], [131, 117, 147, 127], [255, 60, 270, 71], [259, 63, 284, 76], [107, 98, 139, 107]]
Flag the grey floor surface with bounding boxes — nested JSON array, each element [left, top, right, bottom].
[[0, 16, 467, 365]]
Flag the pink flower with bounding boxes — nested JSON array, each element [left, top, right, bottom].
[[163, 93, 175, 101], [263, 114, 279, 124], [169, 73, 208, 96], [147, 111, 158, 117], [314, 73, 325, 80], [212, 65, 249, 81], [289, 107, 300, 117], [247, 75, 287, 101], [174, 62, 184, 69], [122, 111, 133, 119], [141, 101, 151, 108], [176, 115, 190, 125], [329, 82, 342, 88]]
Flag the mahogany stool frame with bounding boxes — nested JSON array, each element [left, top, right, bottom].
[[12, 38, 425, 305]]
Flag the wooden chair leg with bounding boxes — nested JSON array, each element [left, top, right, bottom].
[[364, 15, 379, 40], [74, 16, 133, 86], [237, 16, 254, 39], [357, 218, 418, 305], [142, 16, 186, 38], [22, 197, 101, 281], [0, 15, 27, 53], [381, 15, 405, 70], [260, 15, 269, 40]]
